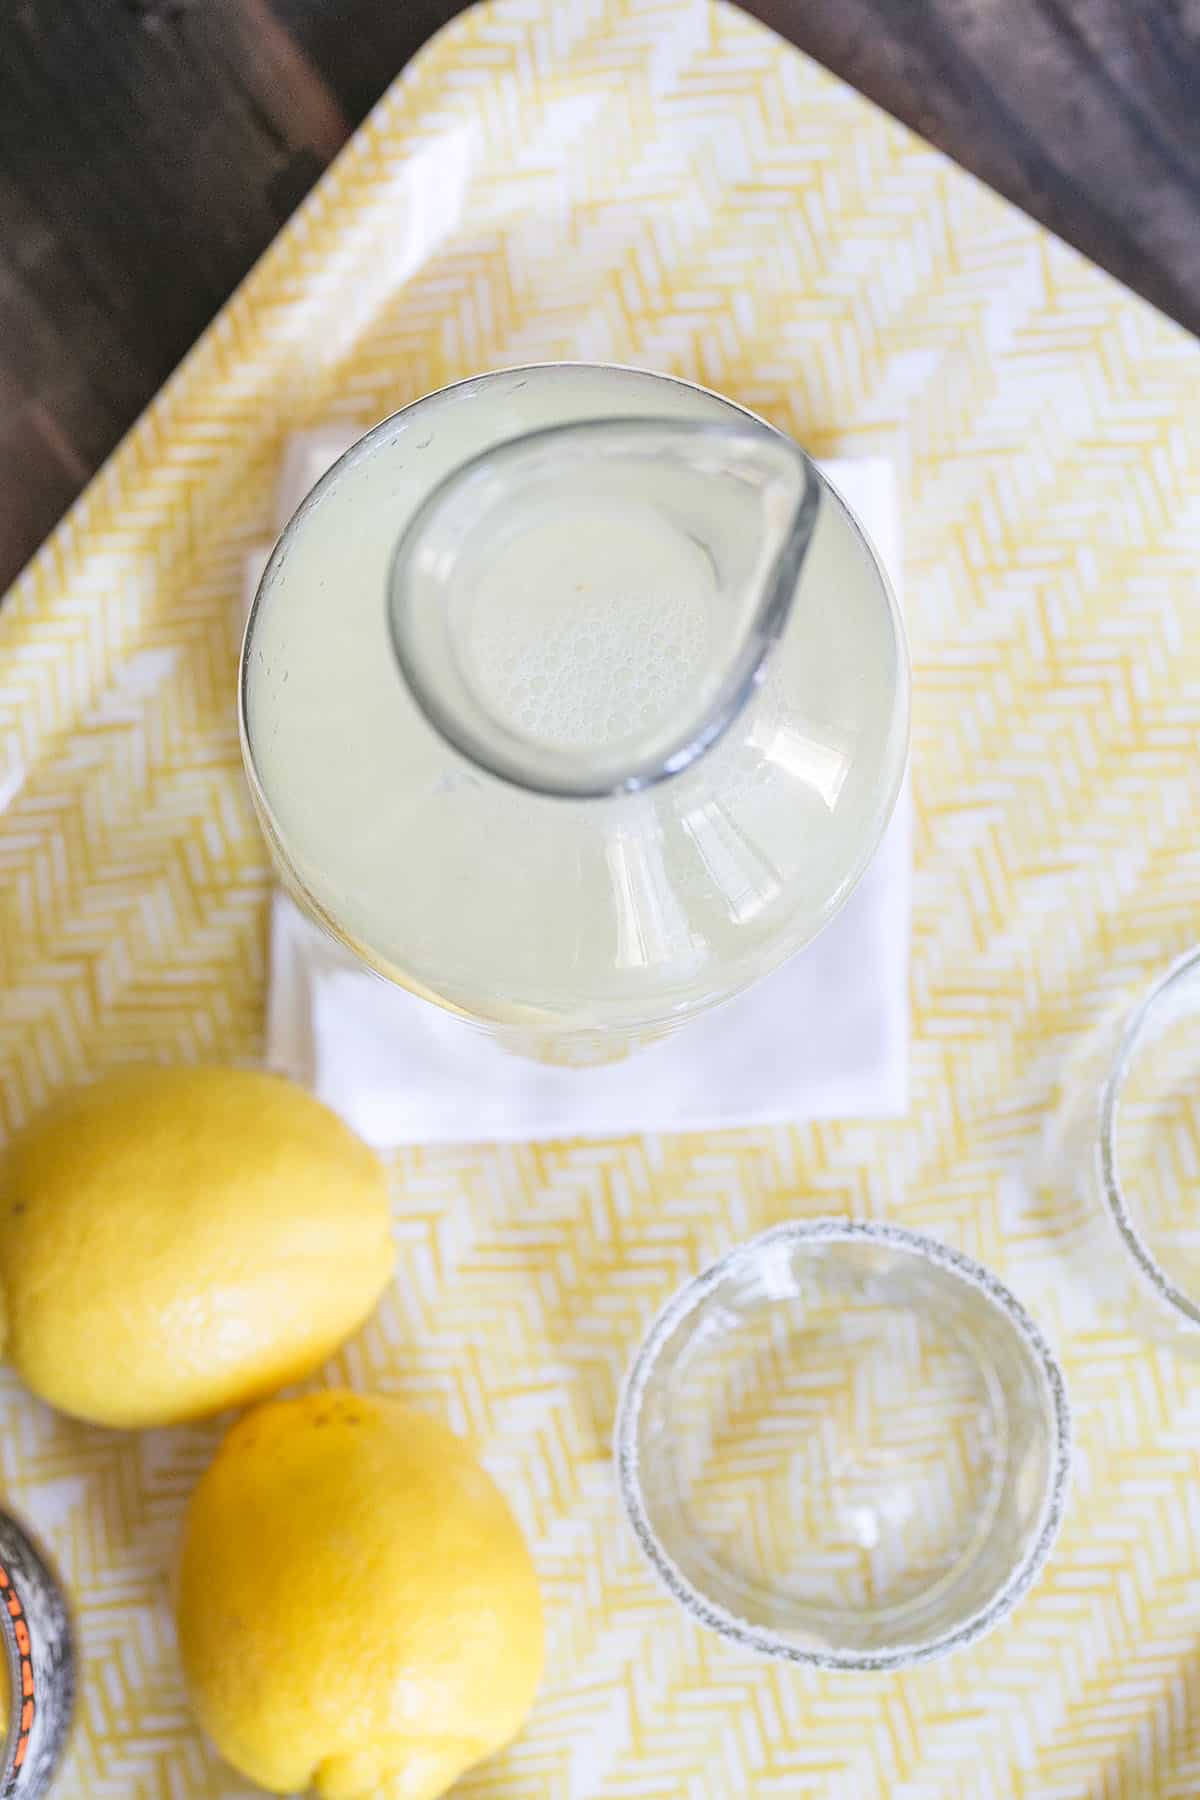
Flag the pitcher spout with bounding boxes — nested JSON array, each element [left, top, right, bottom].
[[386, 416, 821, 799]]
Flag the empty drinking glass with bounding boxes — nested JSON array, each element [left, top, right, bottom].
[[1096, 947, 1200, 1334], [616, 1220, 1070, 1669]]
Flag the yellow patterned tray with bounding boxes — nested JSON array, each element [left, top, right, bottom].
[[3, 1, 1200, 1794]]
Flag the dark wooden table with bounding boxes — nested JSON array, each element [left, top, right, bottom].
[[2, 0, 1199, 592]]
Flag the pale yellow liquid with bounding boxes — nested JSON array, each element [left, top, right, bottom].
[[244, 367, 906, 1035]]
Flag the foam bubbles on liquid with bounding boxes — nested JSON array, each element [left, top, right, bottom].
[[463, 500, 716, 754]]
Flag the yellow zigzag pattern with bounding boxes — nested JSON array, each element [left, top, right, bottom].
[[3, 0, 1200, 1793]]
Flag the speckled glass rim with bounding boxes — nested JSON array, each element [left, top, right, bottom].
[[614, 1218, 1072, 1672], [1098, 945, 1200, 1329]]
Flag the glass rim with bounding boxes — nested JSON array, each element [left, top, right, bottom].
[[614, 1217, 1072, 1672], [1097, 944, 1200, 1329]]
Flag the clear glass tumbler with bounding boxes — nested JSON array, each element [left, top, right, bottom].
[[1096, 946, 1200, 1333], [615, 1219, 1070, 1670]]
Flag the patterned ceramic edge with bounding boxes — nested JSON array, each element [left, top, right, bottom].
[[0, 1512, 74, 1800], [1097, 944, 1200, 1330], [614, 1218, 1073, 1672]]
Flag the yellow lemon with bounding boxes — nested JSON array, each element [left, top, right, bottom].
[[177, 1390, 544, 1799], [0, 1067, 393, 1428]]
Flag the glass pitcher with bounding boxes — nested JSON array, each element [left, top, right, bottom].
[[241, 364, 908, 1065]]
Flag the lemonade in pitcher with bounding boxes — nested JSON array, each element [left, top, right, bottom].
[[241, 364, 908, 1062]]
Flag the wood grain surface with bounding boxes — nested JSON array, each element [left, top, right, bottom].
[[1, 0, 1198, 590]]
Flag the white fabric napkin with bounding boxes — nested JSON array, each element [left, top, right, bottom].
[[245, 430, 910, 1146]]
